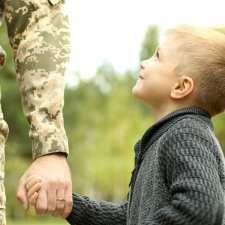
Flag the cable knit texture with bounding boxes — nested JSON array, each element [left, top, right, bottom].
[[67, 107, 225, 225]]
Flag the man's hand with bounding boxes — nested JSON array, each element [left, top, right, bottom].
[[16, 154, 73, 218]]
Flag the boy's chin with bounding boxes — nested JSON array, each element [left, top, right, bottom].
[[132, 87, 153, 107], [132, 86, 144, 99], [132, 87, 146, 101], [132, 86, 140, 98]]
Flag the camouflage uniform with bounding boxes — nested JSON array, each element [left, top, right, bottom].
[[0, 0, 70, 224]]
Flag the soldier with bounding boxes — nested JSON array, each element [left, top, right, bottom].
[[0, 0, 72, 224]]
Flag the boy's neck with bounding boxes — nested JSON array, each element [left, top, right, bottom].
[[152, 103, 195, 122]]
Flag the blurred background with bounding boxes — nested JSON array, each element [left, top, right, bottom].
[[0, 0, 225, 224]]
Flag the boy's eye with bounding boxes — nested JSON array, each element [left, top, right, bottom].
[[155, 49, 159, 59]]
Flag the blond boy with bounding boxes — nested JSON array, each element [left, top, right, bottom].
[[26, 25, 225, 225]]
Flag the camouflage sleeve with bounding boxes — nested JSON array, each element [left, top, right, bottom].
[[4, 0, 70, 159]]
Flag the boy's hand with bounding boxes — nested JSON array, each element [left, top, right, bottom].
[[25, 175, 43, 207], [17, 154, 73, 218]]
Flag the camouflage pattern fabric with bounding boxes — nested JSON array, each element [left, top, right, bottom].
[[4, 0, 70, 159], [0, 133, 8, 225], [0, 95, 8, 225], [0, 0, 70, 223]]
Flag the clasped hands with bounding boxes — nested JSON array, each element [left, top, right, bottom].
[[16, 154, 73, 218]]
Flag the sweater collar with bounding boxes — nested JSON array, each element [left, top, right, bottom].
[[129, 106, 213, 191], [135, 106, 213, 158]]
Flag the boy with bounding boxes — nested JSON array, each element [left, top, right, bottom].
[[26, 25, 225, 225]]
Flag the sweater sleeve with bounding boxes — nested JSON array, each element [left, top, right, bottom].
[[153, 131, 224, 225], [66, 193, 127, 225]]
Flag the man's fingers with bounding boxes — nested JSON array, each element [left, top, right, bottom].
[[62, 182, 73, 218], [16, 178, 28, 210], [35, 187, 47, 214], [55, 183, 65, 216], [56, 199, 65, 216], [47, 183, 57, 214], [56, 184, 65, 201]]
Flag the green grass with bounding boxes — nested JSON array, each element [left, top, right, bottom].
[[8, 218, 68, 225]]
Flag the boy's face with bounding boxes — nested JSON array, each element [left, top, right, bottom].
[[132, 36, 180, 107]]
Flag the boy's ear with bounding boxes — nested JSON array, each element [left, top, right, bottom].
[[170, 75, 194, 99]]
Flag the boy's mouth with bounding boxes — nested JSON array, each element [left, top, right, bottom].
[[139, 75, 144, 80]]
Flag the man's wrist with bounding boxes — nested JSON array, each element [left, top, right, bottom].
[[35, 152, 68, 161]]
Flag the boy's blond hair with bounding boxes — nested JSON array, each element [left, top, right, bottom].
[[167, 25, 225, 115]]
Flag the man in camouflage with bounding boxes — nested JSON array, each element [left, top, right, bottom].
[[0, 0, 72, 224]]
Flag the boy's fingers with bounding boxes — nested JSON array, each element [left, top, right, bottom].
[[27, 183, 42, 198], [29, 192, 39, 206], [26, 176, 42, 190]]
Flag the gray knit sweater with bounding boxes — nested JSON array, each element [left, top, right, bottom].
[[67, 107, 225, 225]]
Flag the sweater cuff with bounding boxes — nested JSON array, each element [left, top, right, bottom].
[[66, 194, 87, 225]]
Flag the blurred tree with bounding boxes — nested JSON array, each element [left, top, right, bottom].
[[140, 25, 159, 61], [213, 26, 225, 34], [64, 63, 153, 200], [211, 26, 225, 150]]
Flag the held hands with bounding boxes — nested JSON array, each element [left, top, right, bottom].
[[16, 154, 73, 218], [26, 175, 68, 216], [26, 175, 42, 207]]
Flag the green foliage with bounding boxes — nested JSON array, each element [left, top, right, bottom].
[[8, 217, 67, 225], [140, 25, 159, 61], [213, 26, 225, 34], [213, 113, 225, 148], [64, 64, 153, 200]]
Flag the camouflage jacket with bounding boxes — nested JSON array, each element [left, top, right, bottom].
[[0, 0, 70, 159]]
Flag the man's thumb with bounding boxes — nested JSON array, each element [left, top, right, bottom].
[[16, 179, 28, 210]]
